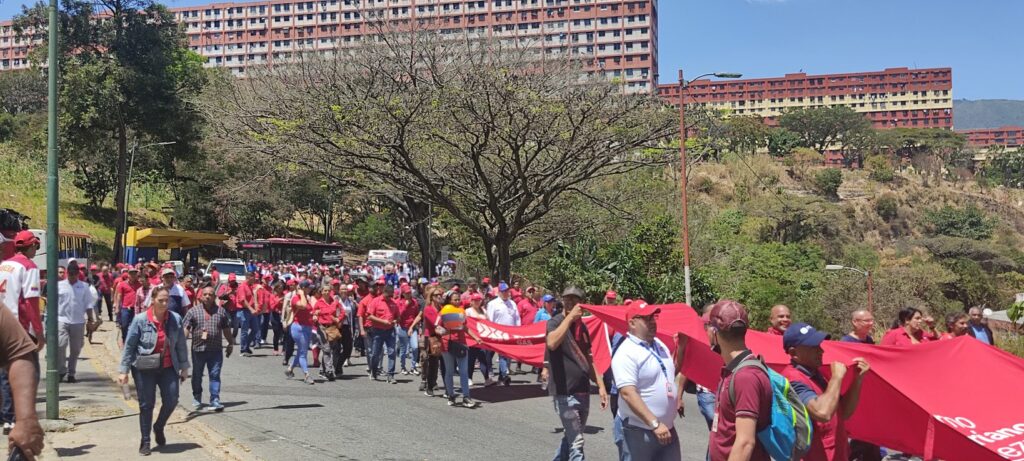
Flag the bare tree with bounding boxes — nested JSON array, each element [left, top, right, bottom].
[[200, 29, 676, 280]]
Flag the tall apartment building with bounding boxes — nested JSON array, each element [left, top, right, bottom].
[[1, 0, 659, 93], [959, 126, 1024, 150], [658, 67, 954, 130]]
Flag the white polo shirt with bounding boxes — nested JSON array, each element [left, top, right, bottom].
[[611, 334, 679, 430], [57, 278, 98, 325]]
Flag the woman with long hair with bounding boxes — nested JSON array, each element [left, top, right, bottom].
[[410, 285, 442, 396], [314, 284, 343, 380], [435, 291, 480, 408], [286, 281, 316, 384], [465, 293, 495, 387], [881, 307, 932, 346], [118, 286, 190, 456]]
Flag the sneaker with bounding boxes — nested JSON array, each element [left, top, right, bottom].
[[209, 401, 225, 412], [139, 441, 151, 456], [387, 376, 397, 384], [447, 396, 457, 406], [344, 359, 352, 367], [2, 422, 12, 435], [401, 369, 409, 375], [503, 376, 512, 387], [241, 351, 253, 357], [304, 374, 315, 385], [484, 378, 498, 387], [366, 369, 373, 378], [423, 388, 434, 397], [462, 398, 479, 409], [285, 369, 295, 379], [412, 368, 420, 376], [468, 378, 474, 386], [192, 399, 203, 411]]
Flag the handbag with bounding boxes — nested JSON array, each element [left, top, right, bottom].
[[426, 335, 442, 357], [322, 324, 342, 343], [448, 340, 468, 358], [133, 352, 163, 371]]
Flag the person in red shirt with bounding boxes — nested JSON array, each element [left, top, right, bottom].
[[411, 285, 442, 395], [881, 308, 932, 346], [99, 263, 115, 321], [181, 276, 196, 315], [114, 268, 143, 344], [508, 280, 523, 304], [602, 290, 618, 305], [234, 275, 258, 356], [517, 286, 541, 326], [356, 279, 382, 373], [396, 284, 420, 375], [267, 282, 285, 355], [940, 312, 969, 340], [216, 273, 240, 340], [285, 281, 316, 385], [781, 323, 869, 461], [367, 283, 400, 383], [314, 285, 344, 380], [702, 300, 773, 461], [766, 304, 791, 336], [256, 274, 273, 349]]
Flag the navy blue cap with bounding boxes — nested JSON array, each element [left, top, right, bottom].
[[498, 282, 510, 292], [782, 322, 831, 350], [542, 294, 555, 302]]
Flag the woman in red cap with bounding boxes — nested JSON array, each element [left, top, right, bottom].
[[314, 285, 343, 380]]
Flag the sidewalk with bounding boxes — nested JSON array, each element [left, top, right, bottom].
[[1, 322, 255, 461]]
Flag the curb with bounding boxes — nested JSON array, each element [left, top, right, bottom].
[[85, 325, 258, 461]]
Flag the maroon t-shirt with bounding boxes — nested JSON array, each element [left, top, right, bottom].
[[710, 351, 772, 461]]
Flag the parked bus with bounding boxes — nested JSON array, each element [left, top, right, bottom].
[[237, 238, 346, 264], [30, 230, 93, 275]]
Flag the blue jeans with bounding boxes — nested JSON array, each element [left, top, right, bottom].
[[396, 327, 412, 371], [289, 323, 312, 374], [498, 355, 511, 379], [696, 389, 716, 430], [442, 348, 471, 399], [613, 413, 624, 458], [621, 423, 681, 461], [135, 366, 179, 445], [0, 353, 38, 424], [235, 310, 258, 352], [119, 308, 135, 343], [369, 328, 397, 378], [191, 349, 224, 404], [552, 393, 590, 461]]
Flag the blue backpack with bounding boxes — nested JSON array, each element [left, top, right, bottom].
[[728, 357, 813, 461]]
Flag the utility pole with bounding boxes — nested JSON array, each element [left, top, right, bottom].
[[44, 0, 61, 420], [677, 70, 692, 307]]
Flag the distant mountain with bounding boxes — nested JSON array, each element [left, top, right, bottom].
[[954, 99, 1024, 130]]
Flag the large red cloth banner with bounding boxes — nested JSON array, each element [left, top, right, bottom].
[[466, 304, 1024, 460]]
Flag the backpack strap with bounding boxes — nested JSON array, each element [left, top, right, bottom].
[[728, 356, 770, 407]]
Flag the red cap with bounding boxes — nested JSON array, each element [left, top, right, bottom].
[[706, 300, 750, 331], [13, 231, 39, 248], [89, 264, 99, 271], [625, 301, 660, 321], [331, 279, 341, 286], [263, 274, 273, 281], [470, 292, 483, 301], [375, 277, 386, 285], [286, 279, 298, 287], [400, 283, 412, 294], [227, 273, 238, 282], [481, 277, 491, 284], [605, 290, 617, 300]]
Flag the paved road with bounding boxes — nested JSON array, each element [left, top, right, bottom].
[[186, 345, 712, 461]]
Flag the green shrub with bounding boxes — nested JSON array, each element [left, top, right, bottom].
[[924, 204, 995, 240], [866, 155, 895, 182], [875, 194, 899, 221], [813, 168, 843, 199]]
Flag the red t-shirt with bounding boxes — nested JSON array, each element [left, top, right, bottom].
[[267, 292, 283, 313], [148, 276, 161, 287], [216, 284, 238, 311], [236, 282, 255, 311], [147, 309, 173, 369], [100, 272, 115, 294], [710, 352, 772, 461], [118, 280, 142, 308], [255, 286, 269, 313], [397, 298, 420, 330], [357, 294, 378, 329], [291, 292, 315, 327], [766, 327, 784, 336], [422, 305, 439, 337], [367, 297, 399, 330], [880, 327, 931, 346], [315, 297, 341, 326], [517, 298, 539, 326]]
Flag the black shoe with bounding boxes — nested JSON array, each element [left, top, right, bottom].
[[503, 376, 512, 386], [139, 442, 151, 456], [66, 375, 77, 384], [154, 426, 166, 446], [447, 396, 457, 406], [423, 388, 434, 397], [462, 398, 479, 409]]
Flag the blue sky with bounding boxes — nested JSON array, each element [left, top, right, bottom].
[[660, 0, 1023, 100], [2, 0, 1020, 99]]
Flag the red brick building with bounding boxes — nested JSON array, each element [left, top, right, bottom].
[[2, 0, 659, 93], [658, 67, 954, 130], [959, 126, 1024, 149]]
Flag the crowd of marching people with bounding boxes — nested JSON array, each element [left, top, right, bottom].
[[0, 229, 1007, 459]]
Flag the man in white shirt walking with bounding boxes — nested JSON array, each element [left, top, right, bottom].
[[611, 302, 681, 461], [57, 259, 98, 383], [486, 282, 520, 386]]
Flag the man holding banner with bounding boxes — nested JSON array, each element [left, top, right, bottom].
[[545, 286, 608, 461]]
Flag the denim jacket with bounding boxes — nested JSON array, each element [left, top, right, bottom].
[[119, 310, 190, 374]]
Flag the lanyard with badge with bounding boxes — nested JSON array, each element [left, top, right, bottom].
[[634, 337, 673, 400]]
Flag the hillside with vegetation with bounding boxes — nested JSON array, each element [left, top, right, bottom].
[[954, 99, 1024, 129]]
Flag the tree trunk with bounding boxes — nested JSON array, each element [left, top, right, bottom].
[[494, 237, 512, 283], [482, 238, 497, 282], [111, 125, 128, 264], [402, 195, 433, 278]]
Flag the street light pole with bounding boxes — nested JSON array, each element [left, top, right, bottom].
[[677, 70, 742, 306], [825, 264, 873, 313], [44, 0, 61, 421]]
